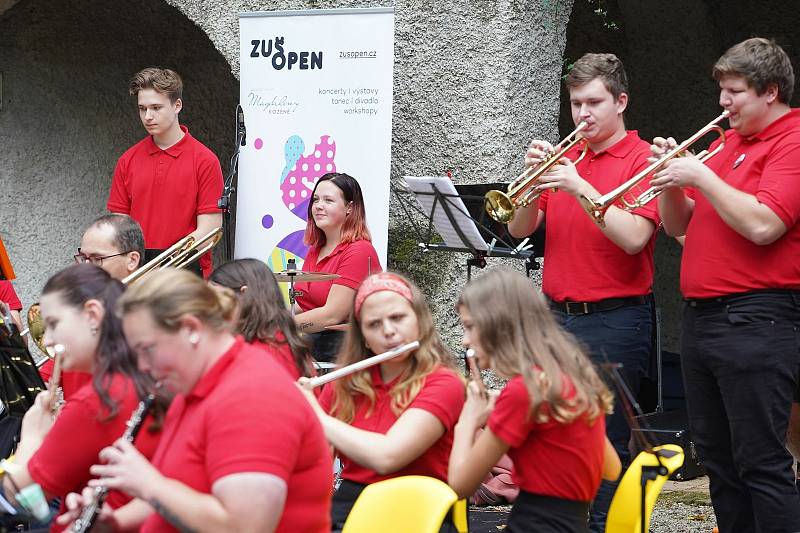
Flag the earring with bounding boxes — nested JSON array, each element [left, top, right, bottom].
[[188, 332, 200, 346], [90, 325, 99, 336]]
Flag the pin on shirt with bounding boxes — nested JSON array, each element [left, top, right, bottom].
[[733, 153, 746, 169]]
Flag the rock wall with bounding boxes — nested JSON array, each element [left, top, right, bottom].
[[1, 0, 572, 355]]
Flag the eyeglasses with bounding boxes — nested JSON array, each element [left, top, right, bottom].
[[74, 249, 132, 266]]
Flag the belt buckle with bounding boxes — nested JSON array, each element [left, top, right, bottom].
[[565, 301, 590, 315]]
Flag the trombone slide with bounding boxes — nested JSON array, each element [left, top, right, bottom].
[[308, 341, 420, 388]]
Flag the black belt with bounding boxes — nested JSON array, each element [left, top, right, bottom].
[[685, 289, 800, 310], [549, 295, 649, 316]]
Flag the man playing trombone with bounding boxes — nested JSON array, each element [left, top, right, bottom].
[[507, 52, 658, 532], [650, 38, 800, 533], [75, 214, 145, 282]]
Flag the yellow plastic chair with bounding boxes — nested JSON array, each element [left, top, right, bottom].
[[605, 444, 685, 533], [342, 475, 468, 533]]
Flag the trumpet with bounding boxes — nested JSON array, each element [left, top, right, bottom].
[[578, 111, 730, 227], [485, 122, 589, 223], [307, 341, 420, 388]]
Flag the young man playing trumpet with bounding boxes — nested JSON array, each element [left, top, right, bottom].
[[508, 52, 658, 532], [651, 38, 800, 533]]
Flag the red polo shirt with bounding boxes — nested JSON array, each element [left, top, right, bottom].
[[27, 374, 161, 532], [37, 360, 92, 402], [318, 365, 464, 484], [107, 125, 223, 276], [295, 240, 381, 312], [142, 338, 331, 533], [539, 131, 658, 302], [488, 373, 605, 502], [680, 109, 800, 298], [0, 281, 21, 311], [251, 336, 314, 381]]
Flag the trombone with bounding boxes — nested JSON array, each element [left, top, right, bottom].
[[578, 111, 730, 227], [485, 121, 589, 224], [23, 227, 223, 353], [122, 226, 223, 285]]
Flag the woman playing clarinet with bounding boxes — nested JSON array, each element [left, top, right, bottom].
[[449, 268, 621, 533], [59, 269, 332, 533], [1, 264, 165, 532], [298, 272, 465, 532]]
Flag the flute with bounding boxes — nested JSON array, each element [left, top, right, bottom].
[[47, 344, 65, 412], [70, 394, 156, 533], [308, 341, 420, 388], [465, 348, 487, 398]]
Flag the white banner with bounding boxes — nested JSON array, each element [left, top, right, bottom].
[[236, 7, 394, 274]]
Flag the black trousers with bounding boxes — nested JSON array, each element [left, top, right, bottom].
[[682, 291, 800, 533], [507, 491, 590, 533], [309, 330, 344, 363]]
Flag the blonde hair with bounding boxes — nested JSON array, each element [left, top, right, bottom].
[[457, 268, 613, 424], [329, 272, 458, 423], [118, 268, 237, 332]]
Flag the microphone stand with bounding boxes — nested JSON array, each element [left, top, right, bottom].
[[218, 105, 245, 263]]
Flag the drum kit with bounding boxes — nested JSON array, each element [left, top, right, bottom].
[[272, 258, 340, 310], [273, 260, 346, 376]]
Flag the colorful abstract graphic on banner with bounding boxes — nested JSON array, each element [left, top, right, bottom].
[[237, 8, 394, 274]]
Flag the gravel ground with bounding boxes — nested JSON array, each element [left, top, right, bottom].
[[468, 477, 717, 533], [651, 488, 717, 533]]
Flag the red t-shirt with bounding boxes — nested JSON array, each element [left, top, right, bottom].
[[488, 374, 605, 502], [539, 131, 659, 302], [142, 338, 331, 533], [295, 240, 381, 312], [251, 337, 308, 381], [318, 365, 465, 484], [37, 360, 92, 402], [0, 280, 21, 311], [27, 374, 161, 532], [106, 125, 223, 276], [680, 109, 800, 298]]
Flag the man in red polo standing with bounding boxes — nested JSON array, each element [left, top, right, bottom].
[[651, 38, 800, 533], [508, 53, 659, 532], [107, 67, 223, 278]]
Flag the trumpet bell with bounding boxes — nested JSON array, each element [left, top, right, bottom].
[[484, 190, 515, 224]]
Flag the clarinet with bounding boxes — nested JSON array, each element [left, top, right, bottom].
[[70, 394, 155, 533]]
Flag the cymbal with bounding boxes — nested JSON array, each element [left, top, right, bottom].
[[274, 270, 340, 283]]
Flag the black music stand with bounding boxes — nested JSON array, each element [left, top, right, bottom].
[[393, 177, 541, 280]]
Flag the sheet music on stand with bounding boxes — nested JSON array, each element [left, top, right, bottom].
[[404, 176, 487, 252], [394, 176, 539, 279]]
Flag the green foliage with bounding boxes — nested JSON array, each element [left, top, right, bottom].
[[387, 225, 447, 295]]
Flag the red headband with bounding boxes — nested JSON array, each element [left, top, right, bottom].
[[354, 273, 413, 318]]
